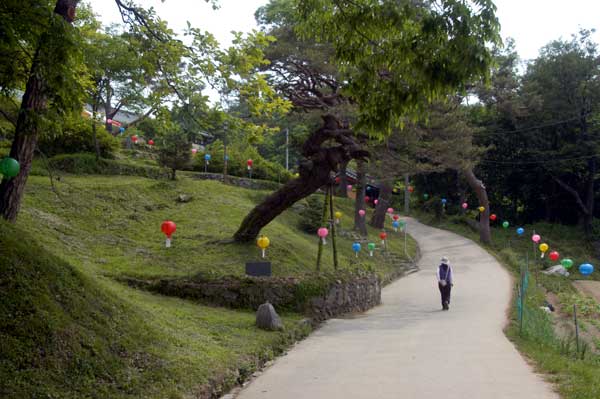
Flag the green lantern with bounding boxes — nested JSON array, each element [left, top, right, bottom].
[[0, 157, 20, 178], [423, 193, 429, 200], [561, 258, 573, 269], [367, 242, 376, 256], [502, 221, 509, 229]]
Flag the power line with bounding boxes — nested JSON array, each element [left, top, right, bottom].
[[474, 114, 587, 137], [479, 154, 597, 165]]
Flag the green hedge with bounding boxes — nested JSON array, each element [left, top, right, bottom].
[[34, 153, 167, 179]]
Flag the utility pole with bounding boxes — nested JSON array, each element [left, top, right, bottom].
[[285, 127, 289, 171]]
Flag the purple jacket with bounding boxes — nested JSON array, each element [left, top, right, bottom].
[[437, 264, 453, 284]]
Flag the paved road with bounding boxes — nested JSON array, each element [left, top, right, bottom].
[[236, 218, 558, 399]]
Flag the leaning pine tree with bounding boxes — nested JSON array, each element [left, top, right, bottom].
[[233, 0, 500, 242]]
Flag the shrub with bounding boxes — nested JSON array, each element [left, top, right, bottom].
[[196, 140, 292, 183], [41, 153, 167, 179], [38, 115, 119, 158], [298, 195, 325, 233]]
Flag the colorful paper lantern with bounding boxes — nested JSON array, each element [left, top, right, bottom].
[[379, 231, 387, 244], [247, 159, 253, 170], [579, 263, 594, 276], [441, 198, 447, 205], [0, 157, 20, 178], [317, 227, 329, 244], [392, 215, 399, 221], [367, 242, 376, 256], [347, 184, 352, 191], [148, 139, 154, 146], [334, 211, 342, 224], [374, 199, 378, 205], [549, 251, 560, 262], [161, 220, 176, 248], [204, 153, 211, 161], [489, 214, 497, 221], [502, 221, 509, 229], [561, 258, 574, 269], [392, 220, 400, 232], [516, 227, 524, 236], [423, 193, 429, 200], [131, 135, 138, 143], [539, 243, 549, 258], [358, 209, 366, 217], [352, 242, 361, 257], [461, 202, 468, 209], [408, 186, 414, 193], [478, 206, 485, 213], [257, 235, 270, 258], [386, 207, 394, 214], [191, 148, 198, 154], [532, 234, 541, 243]]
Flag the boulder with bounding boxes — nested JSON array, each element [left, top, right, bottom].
[[176, 194, 193, 203], [256, 302, 284, 331]]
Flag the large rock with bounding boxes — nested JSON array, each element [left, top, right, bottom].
[[256, 302, 284, 331]]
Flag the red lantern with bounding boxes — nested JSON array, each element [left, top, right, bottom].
[[364, 196, 370, 202], [392, 215, 399, 221], [247, 159, 253, 168], [131, 135, 138, 143], [335, 177, 340, 184], [161, 220, 176, 238], [379, 232, 387, 241], [408, 186, 414, 193], [490, 214, 497, 221], [148, 139, 154, 146], [549, 251, 560, 262]]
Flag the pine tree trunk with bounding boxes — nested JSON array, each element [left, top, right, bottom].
[[463, 168, 491, 244], [353, 160, 368, 236], [337, 161, 348, 196], [0, 0, 79, 222], [370, 181, 392, 229], [233, 115, 368, 242]]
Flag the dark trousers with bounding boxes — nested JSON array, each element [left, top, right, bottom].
[[438, 283, 452, 305]]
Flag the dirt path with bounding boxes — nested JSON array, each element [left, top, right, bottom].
[[235, 218, 558, 399]]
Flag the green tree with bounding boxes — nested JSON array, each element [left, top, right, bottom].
[[232, 0, 500, 242]]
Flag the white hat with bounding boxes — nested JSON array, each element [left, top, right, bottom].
[[441, 257, 449, 264]]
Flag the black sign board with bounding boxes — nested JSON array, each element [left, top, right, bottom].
[[245, 261, 272, 277]]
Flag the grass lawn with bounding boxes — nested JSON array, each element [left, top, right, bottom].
[[1, 171, 416, 398]]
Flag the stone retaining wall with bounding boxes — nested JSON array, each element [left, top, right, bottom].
[[124, 273, 382, 321], [193, 173, 283, 191]]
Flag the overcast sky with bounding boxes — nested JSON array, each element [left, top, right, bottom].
[[92, 0, 600, 62]]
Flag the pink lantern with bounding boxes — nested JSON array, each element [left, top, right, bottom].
[[374, 199, 379, 205], [318, 227, 329, 244], [532, 234, 541, 243], [191, 148, 198, 154], [387, 207, 394, 214], [106, 118, 113, 124], [462, 202, 468, 209], [347, 184, 352, 191], [358, 209, 366, 217]]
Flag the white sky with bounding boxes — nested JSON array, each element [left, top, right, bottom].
[[91, 0, 600, 61]]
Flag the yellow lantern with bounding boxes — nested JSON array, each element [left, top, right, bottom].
[[257, 235, 270, 258], [334, 211, 342, 224], [478, 206, 485, 213], [539, 243, 549, 258]]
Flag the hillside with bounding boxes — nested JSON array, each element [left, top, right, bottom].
[[1, 172, 416, 398]]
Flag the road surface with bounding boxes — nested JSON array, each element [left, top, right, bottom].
[[236, 218, 558, 399]]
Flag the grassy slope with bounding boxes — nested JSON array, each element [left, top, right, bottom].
[[1, 173, 416, 399], [19, 175, 416, 280], [413, 211, 600, 399]]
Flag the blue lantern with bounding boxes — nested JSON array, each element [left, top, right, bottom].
[[119, 127, 125, 133], [579, 263, 594, 276], [441, 198, 447, 205], [352, 242, 361, 258], [392, 220, 400, 232], [516, 227, 524, 236], [204, 154, 211, 161], [224, 154, 229, 161]]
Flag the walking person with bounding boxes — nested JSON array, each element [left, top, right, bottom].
[[437, 257, 454, 310]]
